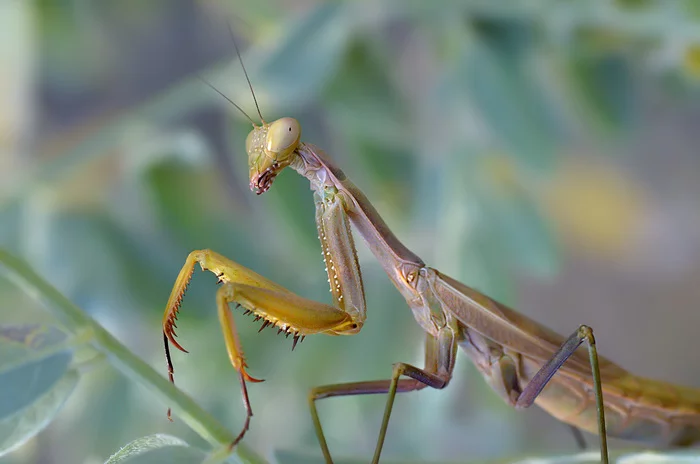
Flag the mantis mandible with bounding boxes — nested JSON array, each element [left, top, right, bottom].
[[161, 39, 700, 464]]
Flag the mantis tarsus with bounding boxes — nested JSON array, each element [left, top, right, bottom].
[[161, 40, 700, 464]]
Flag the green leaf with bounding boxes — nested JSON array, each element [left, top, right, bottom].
[[0, 324, 73, 418], [0, 368, 78, 457], [104, 434, 205, 464], [0, 324, 79, 457], [568, 54, 636, 133]]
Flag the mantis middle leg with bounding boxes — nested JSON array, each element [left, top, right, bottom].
[[309, 325, 457, 464]]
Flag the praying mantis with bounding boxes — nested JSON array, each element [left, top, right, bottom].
[[160, 40, 700, 464]]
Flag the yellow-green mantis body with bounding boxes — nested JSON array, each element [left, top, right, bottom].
[[161, 57, 700, 464]]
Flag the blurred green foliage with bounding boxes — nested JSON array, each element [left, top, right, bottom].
[[1, 1, 700, 463]]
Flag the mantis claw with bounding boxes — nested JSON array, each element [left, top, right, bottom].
[[169, 336, 189, 354], [164, 327, 189, 353], [240, 365, 264, 383]]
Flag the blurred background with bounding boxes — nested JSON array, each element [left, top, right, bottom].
[[1, 0, 700, 463]]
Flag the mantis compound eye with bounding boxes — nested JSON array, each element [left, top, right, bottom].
[[266, 117, 301, 160]]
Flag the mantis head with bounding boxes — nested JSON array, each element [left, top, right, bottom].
[[247, 117, 301, 194]]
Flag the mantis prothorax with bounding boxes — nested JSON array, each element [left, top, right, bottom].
[[161, 39, 700, 464]]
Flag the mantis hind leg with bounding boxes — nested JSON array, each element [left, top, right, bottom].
[[515, 325, 608, 464], [308, 325, 457, 464]]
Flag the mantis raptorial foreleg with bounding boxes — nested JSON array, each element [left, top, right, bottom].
[[162, 248, 362, 447]]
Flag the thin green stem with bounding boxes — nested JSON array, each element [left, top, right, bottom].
[[0, 248, 266, 464]]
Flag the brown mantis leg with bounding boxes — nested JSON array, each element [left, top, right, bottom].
[[514, 325, 608, 464], [309, 326, 457, 464]]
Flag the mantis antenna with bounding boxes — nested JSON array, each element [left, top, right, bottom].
[[196, 75, 256, 124], [227, 22, 265, 124], [196, 22, 264, 126]]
